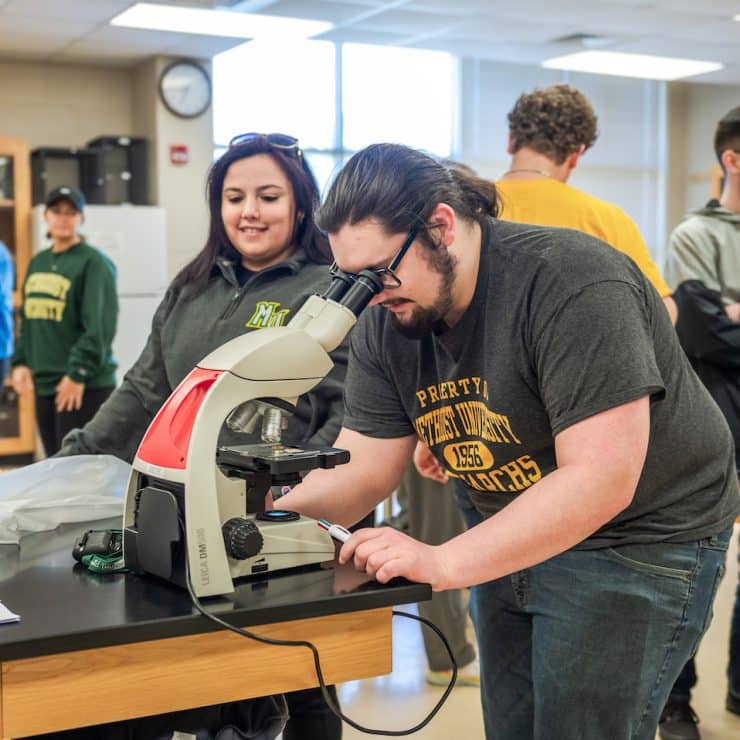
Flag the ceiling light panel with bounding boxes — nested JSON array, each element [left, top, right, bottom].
[[542, 50, 723, 80], [110, 2, 332, 39]]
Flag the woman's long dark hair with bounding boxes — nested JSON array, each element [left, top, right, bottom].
[[173, 137, 331, 291]]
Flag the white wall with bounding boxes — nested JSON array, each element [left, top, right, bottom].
[[0, 57, 214, 281], [131, 56, 213, 279]]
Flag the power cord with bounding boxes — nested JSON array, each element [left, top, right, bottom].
[[182, 523, 458, 736]]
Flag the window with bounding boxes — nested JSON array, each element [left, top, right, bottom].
[[213, 38, 458, 192], [341, 44, 456, 157], [213, 39, 336, 150]]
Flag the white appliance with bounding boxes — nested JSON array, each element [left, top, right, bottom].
[[31, 204, 168, 380]]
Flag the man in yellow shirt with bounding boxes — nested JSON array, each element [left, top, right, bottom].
[[416, 85, 678, 487], [498, 83, 677, 323]]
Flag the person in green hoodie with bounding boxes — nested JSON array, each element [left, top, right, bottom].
[[10, 186, 118, 457], [659, 106, 740, 740]]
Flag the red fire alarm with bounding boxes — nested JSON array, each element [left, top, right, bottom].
[[170, 145, 189, 165]]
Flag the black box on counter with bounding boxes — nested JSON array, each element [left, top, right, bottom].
[[84, 136, 149, 205], [30, 147, 98, 206]]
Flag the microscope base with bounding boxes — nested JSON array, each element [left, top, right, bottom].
[[124, 478, 335, 593]]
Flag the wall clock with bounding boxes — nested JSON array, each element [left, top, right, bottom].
[[158, 60, 212, 119]]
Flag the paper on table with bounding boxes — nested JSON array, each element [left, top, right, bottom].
[[0, 601, 20, 623]]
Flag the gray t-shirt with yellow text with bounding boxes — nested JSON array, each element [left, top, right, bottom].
[[343, 218, 739, 547]]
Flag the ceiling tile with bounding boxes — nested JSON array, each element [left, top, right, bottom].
[[607, 0, 740, 17], [61, 25, 187, 54], [315, 28, 411, 46], [0, 0, 738, 82], [0, 34, 65, 55], [406, 0, 507, 13], [446, 16, 573, 44], [614, 36, 740, 65], [58, 24, 244, 61], [51, 50, 143, 67], [0, 14, 96, 38], [349, 8, 459, 34], [258, 0, 379, 23], [2, 0, 131, 23], [307, 0, 390, 5], [164, 33, 244, 56]]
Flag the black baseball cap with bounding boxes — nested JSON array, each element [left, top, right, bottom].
[[46, 186, 85, 212]]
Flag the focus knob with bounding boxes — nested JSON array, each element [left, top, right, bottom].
[[222, 517, 263, 560]]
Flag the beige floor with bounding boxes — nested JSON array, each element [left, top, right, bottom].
[[329, 524, 740, 740]]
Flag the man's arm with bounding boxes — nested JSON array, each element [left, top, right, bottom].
[[342, 396, 650, 590], [278, 427, 417, 526]]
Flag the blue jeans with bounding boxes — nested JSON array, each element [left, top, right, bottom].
[[470, 530, 731, 740], [669, 528, 740, 703], [731, 534, 740, 696]]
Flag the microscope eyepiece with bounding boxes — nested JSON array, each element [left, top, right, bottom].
[[338, 270, 384, 316], [322, 266, 355, 302]]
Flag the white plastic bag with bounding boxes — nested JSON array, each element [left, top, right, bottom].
[[0, 455, 129, 545]]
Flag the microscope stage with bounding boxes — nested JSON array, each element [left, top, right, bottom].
[[217, 443, 350, 475]]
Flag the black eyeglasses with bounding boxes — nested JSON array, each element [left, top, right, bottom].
[[228, 132, 303, 160], [331, 226, 419, 290]]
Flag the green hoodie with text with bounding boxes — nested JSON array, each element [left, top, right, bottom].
[[11, 241, 118, 395]]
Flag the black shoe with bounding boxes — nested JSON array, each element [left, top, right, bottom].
[[727, 690, 740, 716], [658, 701, 700, 740]]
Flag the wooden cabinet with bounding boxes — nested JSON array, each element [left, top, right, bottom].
[[0, 136, 35, 459]]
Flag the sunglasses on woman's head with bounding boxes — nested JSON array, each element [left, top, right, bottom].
[[228, 132, 302, 159]]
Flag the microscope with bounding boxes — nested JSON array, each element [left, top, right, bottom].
[[122, 268, 383, 598]]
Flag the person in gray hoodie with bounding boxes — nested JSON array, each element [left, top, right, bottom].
[[56, 134, 351, 740], [660, 106, 740, 740]]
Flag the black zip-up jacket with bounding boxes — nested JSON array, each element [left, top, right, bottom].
[[674, 279, 739, 471], [60, 249, 346, 463]]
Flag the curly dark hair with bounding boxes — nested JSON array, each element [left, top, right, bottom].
[[507, 84, 598, 164]]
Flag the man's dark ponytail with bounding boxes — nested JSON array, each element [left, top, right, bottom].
[[320, 144, 499, 243], [444, 161, 499, 218]]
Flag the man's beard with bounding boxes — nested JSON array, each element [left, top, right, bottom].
[[389, 248, 457, 340]]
